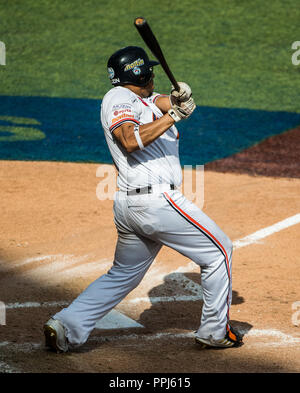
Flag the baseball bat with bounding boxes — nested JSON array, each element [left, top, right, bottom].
[[134, 17, 180, 91]]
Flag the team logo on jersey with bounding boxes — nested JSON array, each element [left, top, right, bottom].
[[113, 108, 132, 116], [112, 104, 132, 111], [107, 67, 115, 80], [124, 58, 144, 72], [112, 113, 135, 124]]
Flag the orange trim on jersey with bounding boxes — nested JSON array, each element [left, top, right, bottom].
[[109, 118, 140, 132]]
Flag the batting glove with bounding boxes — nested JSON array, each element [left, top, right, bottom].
[[168, 97, 196, 122], [170, 82, 192, 103]]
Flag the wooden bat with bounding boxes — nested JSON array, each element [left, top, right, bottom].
[[134, 17, 180, 91]]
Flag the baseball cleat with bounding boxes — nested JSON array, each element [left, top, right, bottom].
[[44, 318, 69, 353], [195, 326, 243, 349]]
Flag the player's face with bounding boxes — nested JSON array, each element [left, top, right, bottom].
[[140, 72, 155, 98], [124, 71, 155, 98]]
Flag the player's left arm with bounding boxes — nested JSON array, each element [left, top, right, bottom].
[[155, 95, 172, 114]]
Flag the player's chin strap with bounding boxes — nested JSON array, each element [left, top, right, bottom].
[[133, 124, 145, 150]]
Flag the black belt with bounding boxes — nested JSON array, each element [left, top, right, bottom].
[[127, 184, 175, 196]]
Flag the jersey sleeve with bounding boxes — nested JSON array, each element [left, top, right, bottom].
[[107, 92, 141, 134], [147, 92, 168, 105]]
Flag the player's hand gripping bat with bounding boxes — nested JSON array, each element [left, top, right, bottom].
[[134, 17, 180, 92]]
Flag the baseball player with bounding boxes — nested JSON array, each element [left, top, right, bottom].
[[44, 46, 243, 352]]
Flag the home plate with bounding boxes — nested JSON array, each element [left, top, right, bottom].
[[94, 309, 144, 330]]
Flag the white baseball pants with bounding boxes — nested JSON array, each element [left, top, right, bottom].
[[53, 189, 233, 346]]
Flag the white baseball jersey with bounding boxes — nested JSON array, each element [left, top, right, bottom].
[[100, 86, 182, 191]]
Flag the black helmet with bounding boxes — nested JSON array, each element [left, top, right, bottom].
[[107, 46, 159, 87]]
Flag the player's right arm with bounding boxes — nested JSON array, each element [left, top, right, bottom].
[[104, 88, 195, 153], [112, 114, 175, 153]]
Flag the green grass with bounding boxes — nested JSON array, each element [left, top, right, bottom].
[[0, 0, 300, 112]]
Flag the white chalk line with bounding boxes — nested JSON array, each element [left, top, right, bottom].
[[1, 329, 298, 373], [233, 213, 300, 249], [88, 328, 300, 347], [6, 301, 70, 310], [239, 329, 300, 347], [0, 254, 113, 278], [0, 360, 21, 373], [0, 340, 22, 373], [0, 254, 66, 270], [5, 294, 201, 310], [128, 295, 200, 304], [0, 329, 299, 355]]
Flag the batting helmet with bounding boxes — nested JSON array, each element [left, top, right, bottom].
[[107, 46, 159, 87]]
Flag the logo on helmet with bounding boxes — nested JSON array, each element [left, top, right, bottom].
[[132, 66, 141, 75], [124, 58, 144, 72], [108, 67, 115, 80]]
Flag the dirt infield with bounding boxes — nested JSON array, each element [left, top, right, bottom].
[[0, 154, 299, 373]]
